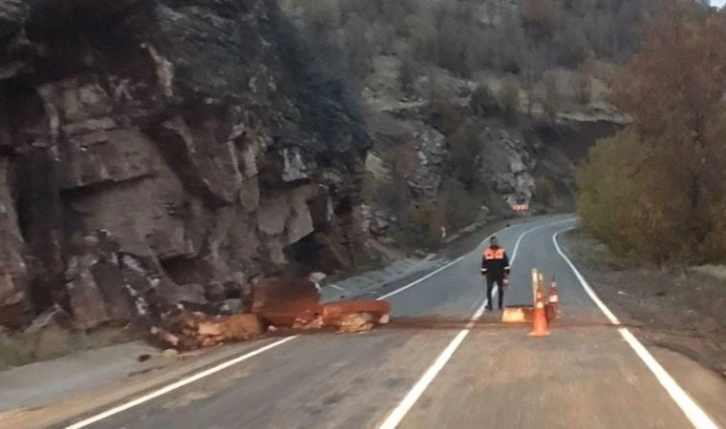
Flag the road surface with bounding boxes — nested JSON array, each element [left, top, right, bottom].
[[55, 215, 721, 429]]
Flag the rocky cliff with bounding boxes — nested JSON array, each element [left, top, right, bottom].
[[357, 56, 624, 241], [0, 0, 371, 328]]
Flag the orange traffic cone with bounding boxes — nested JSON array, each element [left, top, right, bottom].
[[530, 285, 550, 337], [548, 275, 560, 317]]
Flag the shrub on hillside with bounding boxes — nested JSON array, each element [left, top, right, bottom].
[[374, 175, 410, 216], [439, 180, 482, 228], [535, 176, 557, 207], [582, 5, 726, 265], [573, 72, 592, 105], [447, 123, 482, 189], [398, 203, 444, 249], [541, 73, 561, 123], [470, 84, 500, 117], [576, 127, 726, 264], [497, 77, 520, 119], [399, 55, 417, 95], [427, 95, 464, 136], [575, 129, 661, 260]]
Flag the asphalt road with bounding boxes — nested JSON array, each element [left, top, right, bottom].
[[55, 215, 720, 429]]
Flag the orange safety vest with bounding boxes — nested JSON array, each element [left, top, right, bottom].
[[484, 247, 506, 260]]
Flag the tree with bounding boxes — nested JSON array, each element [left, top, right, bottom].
[[470, 84, 499, 117], [573, 72, 592, 105], [448, 123, 482, 189], [520, 42, 545, 116], [579, 6, 726, 263], [611, 7, 726, 251], [521, 0, 562, 41], [344, 12, 373, 80], [398, 55, 417, 96], [498, 77, 520, 119], [541, 72, 561, 123], [574, 59, 595, 105]]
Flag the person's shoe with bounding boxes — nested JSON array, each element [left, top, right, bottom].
[[486, 305, 493, 312]]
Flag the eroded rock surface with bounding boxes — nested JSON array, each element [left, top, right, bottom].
[[0, 0, 370, 328]]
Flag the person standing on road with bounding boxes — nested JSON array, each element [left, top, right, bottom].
[[480, 236, 510, 311]]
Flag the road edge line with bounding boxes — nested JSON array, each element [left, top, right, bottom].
[[63, 336, 298, 429], [553, 227, 719, 429]]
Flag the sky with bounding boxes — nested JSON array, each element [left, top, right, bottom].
[[713, 0, 725, 7]]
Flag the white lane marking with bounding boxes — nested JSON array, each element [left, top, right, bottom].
[[378, 292, 495, 429], [377, 219, 547, 301], [509, 217, 573, 265], [553, 228, 719, 429], [377, 257, 465, 300], [63, 337, 297, 429], [378, 220, 562, 429]]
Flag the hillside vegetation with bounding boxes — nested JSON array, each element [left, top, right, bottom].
[[281, 0, 656, 249], [576, 3, 726, 264]]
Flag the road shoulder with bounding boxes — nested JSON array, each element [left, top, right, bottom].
[[560, 228, 726, 426]]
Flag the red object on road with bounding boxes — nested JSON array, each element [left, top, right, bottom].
[[530, 285, 550, 337], [246, 277, 320, 327]]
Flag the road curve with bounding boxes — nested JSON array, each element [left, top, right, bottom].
[[56, 215, 721, 429]]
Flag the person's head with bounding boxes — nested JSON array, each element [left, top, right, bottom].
[[490, 236, 498, 247]]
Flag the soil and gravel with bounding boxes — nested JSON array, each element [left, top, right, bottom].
[[562, 229, 726, 378]]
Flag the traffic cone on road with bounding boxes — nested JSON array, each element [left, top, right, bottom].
[[548, 275, 560, 317], [530, 284, 550, 337]]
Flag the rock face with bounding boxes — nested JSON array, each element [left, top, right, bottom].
[[478, 126, 537, 206], [0, 0, 370, 328]]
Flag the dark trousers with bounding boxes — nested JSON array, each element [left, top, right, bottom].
[[486, 276, 504, 309]]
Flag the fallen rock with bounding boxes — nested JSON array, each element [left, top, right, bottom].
[[338, 313, 374, 333], [292, 315, 324, 330], [162, 348, 179, 359], [246, 277, 321, 327], [148, 276, 392, 349], [317, 299, 391, 327], [152, 312, 263, 351]]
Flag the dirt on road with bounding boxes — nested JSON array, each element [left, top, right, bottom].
[[563, 229, 726, 378]]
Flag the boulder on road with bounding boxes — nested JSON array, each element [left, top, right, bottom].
[[244, 277, 321, 327], [151, 312, 263, 351]]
